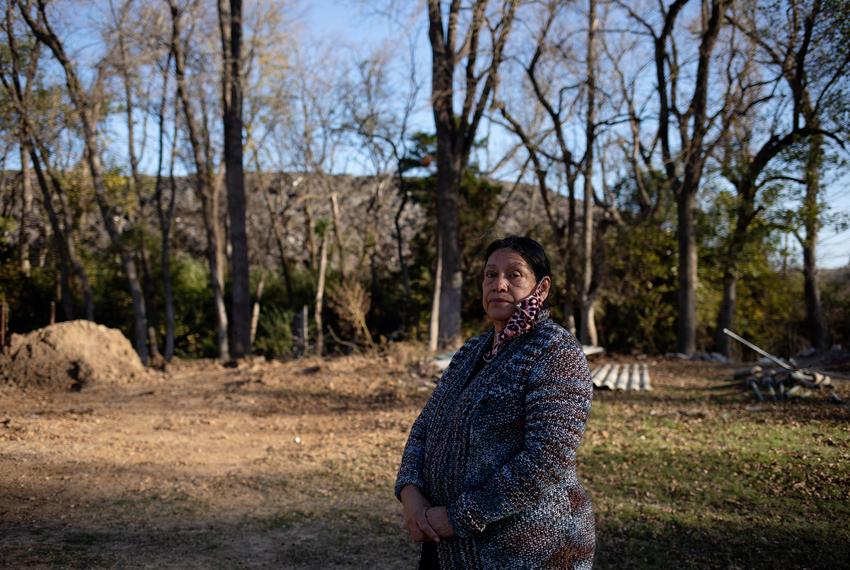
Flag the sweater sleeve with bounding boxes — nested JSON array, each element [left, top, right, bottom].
[[445, 340, 593, 537], [393, 382, 440, 500], [394, 339, 479, 501]]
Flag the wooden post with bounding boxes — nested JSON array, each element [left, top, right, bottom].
[[50, 301, 56, 325]]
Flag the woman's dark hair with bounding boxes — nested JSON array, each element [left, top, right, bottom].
[[484, 235, 552, 283]]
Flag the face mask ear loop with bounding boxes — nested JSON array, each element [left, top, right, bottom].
[[521, 278, 546, 305]]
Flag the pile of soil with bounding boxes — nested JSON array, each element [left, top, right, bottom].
[[0, 320, 147, 391]]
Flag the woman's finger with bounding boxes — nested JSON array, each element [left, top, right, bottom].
[[406, 520, 426, 542], [417, 509, 440, 542]]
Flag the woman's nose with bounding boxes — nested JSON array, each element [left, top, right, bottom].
[[492, 276, 509, 291]]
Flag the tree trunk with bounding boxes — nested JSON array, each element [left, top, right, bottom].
[[563, 257, 576, 334], [250, 272, 265, 345], [429, 233, 442, 353], [578, 0, 597, 345], [393, 182, 412, 331], [219, 0, 251, 358], [117, 18, 155, 328], [27, 144, 74, 320], [676, 187, 698, 354], [304, 201, 317, 271], [801, 240, 827, 350], [274, 233, 294, 303], [426, 0, 519, 349], [330, 192, 347, 280], [715, 270, 737, 356], [161, 215, 176, 361], [649, 0, 728, 356], [314, 232, 328, 357], [715, 198, 749, 357], [435, 151, 463, 348], [32, 140, 94, 320], [204, 184, 231, 361], [18, 143, 32, 276], [35, 141, 94, 320], [154, 62, 178, 362], [801, 136, 828, 350], [170, 1, 229, 360]]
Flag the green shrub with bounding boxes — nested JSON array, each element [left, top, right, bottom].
[[254, 306, 294, 358]]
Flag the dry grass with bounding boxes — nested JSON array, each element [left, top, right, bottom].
[[0, 350, 848, 568]]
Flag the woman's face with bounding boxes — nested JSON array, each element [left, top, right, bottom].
[[482, 248, 549, 330]]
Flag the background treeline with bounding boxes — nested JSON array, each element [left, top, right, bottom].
[[0, 0, 848, 363]]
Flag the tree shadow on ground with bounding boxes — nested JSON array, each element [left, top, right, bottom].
[[0, 516, 418, 569], [595, 517, 850, 569]]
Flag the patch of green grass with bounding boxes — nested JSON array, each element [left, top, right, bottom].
[[582, 374, 850, 569], [110, 489, 199, 517], [263, 509, 311, 530]]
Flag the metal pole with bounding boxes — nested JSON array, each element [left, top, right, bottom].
[[722, 328, 793, 370]]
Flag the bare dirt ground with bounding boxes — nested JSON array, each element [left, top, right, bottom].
[[1, 346, 848, 569], [1, 349, 429, 569]]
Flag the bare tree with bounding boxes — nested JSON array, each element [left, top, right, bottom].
[[2, 3, 35, 279], [618, 0, 733, 354], [2, 4, 94, 319], [168, 0, 230, 360], [19, 0, 150, 362], [340, 46, 422, 335], [578, 0, 598, 345], [151, 41, 179, 361], [427, 0, 520, 348], [773, 0, 846, 350], [496, 6, 572, 317], [107, 0, 158, 322], [715, 0, 849, 353], [498, 0, 616, 340]]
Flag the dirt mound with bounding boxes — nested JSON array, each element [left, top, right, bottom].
[[0, 320, 147, 391]]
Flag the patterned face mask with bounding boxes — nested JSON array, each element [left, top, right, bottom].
[[484, 278, 548, 362]]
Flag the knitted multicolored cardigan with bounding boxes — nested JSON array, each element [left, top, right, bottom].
[[395, 312, 595, 569]]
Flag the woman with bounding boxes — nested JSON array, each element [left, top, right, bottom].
[[395, 236, 595, 569]]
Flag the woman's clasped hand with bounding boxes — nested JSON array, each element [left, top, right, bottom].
[[400, 484, 455, 542]]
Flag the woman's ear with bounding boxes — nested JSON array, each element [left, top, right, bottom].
[[538, 276, 552, 302]]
